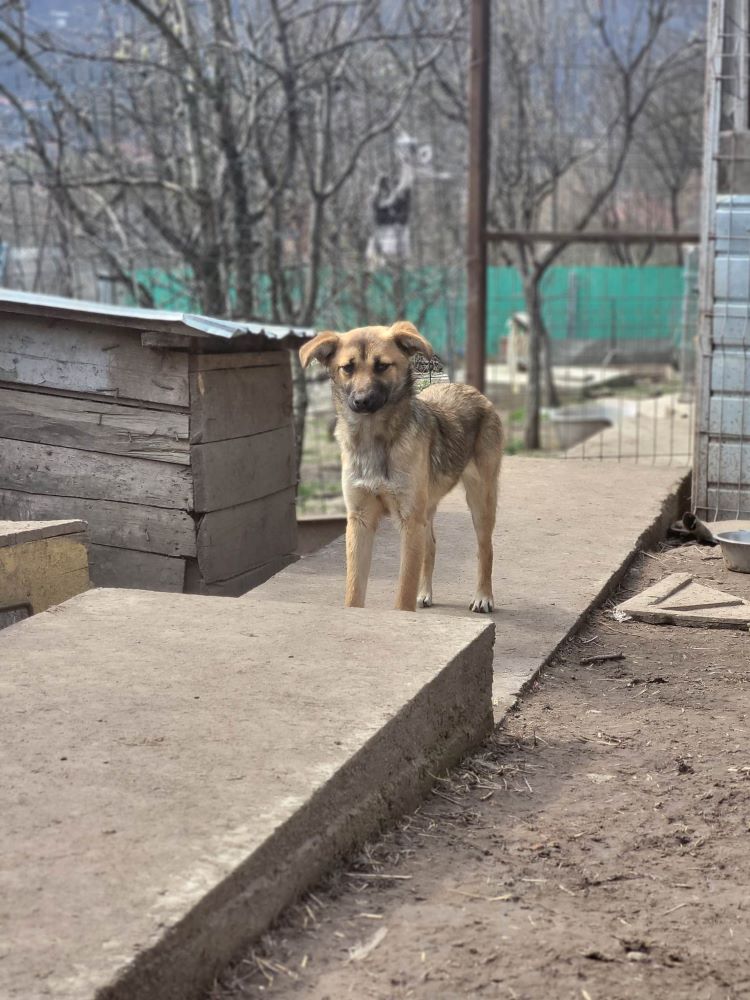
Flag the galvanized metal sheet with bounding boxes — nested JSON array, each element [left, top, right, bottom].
[[707, 440, 750, 482], [714, 255, 750, 300], [709, 395, 750, 436], [706, 485, 750, 518], [0, 288, 313, 342], [710, 349, 750, 394], [715, 195, 750, 253], [712, 303, 750, 345]]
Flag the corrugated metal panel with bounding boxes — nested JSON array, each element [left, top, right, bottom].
[[0, 287, 313, 342], [699, 194, 750, 519]]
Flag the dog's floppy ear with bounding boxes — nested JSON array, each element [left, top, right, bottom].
[[299, 331, 340, 368], [390, 320, 433, 359]]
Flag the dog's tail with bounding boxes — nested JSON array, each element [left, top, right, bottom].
[[473, 400, 504, 475]]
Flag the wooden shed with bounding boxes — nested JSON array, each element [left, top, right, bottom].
[[0, 289, 311, 595]]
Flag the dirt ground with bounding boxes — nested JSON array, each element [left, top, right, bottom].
[[210, 541, 750, 1000]]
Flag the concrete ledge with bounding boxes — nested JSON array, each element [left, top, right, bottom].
[[253, 457, 690, 717], [0, 588, 493, 1000], [0, 518, 89, 619], [0, 518, 87, 548]]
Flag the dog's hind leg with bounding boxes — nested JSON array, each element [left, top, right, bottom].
[[462, 456, 500, 613], [344, 492, 382, 608], [417, 509, 437, 608]]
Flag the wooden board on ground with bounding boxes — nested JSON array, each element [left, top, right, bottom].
[[191, 426, 295, 512], [88, 544, 185, 592], [189, 365, 292, 444], [617, 572, 750, 628], [0, 315, 189, 406], [0, 387, 190, 464], [0, 489, 196, 558], [0, 438, 193, 509]]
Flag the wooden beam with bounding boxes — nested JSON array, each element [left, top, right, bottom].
[[88, 544, 185, 592], [196, 487, 297, 583], [485, 229, 700, 245], [184, 553, 297, 597], [191, 426, 295, 513], [0, 387, 190, 464], [0, 438, 193, 509], [0, 489, 197, 558], [189, 365, 292, 444], [0, 316, 189, 406]]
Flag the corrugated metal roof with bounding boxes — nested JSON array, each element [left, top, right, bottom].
[[0, 287, 313, 342]]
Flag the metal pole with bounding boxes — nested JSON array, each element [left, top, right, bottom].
[[465, 0, 490, 393], [693, 0, 724, 518]]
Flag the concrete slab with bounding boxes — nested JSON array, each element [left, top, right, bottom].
[[0, 519, 87, 548], [0, 519, 89, 619], [252, 457, 689, 714], [0, 588, 493, 1000]]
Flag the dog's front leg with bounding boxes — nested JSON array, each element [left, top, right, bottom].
[[395, 511, 427, 612], [344, 492, 382, 608]]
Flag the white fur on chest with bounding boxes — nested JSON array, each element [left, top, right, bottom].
[[339, 420, 410, 498]]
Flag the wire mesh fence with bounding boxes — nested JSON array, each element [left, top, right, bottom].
[[485, 245, 698, 464], [296, 249, 699, 515]]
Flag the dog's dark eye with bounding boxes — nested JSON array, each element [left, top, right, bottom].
[[340, 361, 355, 375], [373, 361, 391, 374]]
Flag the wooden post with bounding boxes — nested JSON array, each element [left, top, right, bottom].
[[465, 0, 490, 393]]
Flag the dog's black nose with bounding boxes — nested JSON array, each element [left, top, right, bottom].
[[349, 392, 379, 413]]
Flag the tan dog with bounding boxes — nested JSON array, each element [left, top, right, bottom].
[[299, 321, 504, 613]]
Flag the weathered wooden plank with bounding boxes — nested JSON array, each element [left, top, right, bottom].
[[189, 350, 286, 373], [0, 386, 190, 464], [140, 332, 197, 350], [0, 315, 189, 406], [0, 438, 193, 509], [196, 486, 297, 582], [184, 552, 297, 596], [191, 426, 295, 512], [88, 544, 185, 592], [0, 489, 196, 557], [189, 365, 292, 444]]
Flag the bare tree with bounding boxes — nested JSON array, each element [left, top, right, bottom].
[[0, 0, 462, 471], [635, 83, 703, 264], [487, 0, 703, 448]]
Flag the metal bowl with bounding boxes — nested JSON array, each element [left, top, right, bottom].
[[715, 530, 750, 573]]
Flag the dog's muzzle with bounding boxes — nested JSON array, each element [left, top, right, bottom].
[[348, 389, 386, 414]]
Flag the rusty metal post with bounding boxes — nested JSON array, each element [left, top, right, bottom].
[[465, 0, 490, 393]]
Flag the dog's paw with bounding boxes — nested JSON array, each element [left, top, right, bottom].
[[418, 591, 433, 608], [470, 593, 494, 614]]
